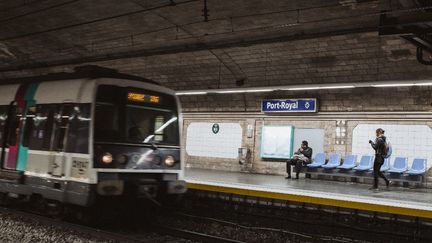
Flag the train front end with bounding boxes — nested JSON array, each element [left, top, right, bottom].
[[92, 80, 186, 198]]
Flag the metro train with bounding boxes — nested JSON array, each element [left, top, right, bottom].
[[0, 66, 186, 207]]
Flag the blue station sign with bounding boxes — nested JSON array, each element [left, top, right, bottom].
[[261, 98, 317, 113]]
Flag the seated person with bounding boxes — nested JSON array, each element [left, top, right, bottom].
[[286, 140, 313, 179]]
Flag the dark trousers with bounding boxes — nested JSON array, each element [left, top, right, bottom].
[[373, 155, 389, 188], [286, 159, 310, 178]]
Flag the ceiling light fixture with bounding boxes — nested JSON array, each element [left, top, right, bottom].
[[287, 85, 355, 91], [371, 83, 415, 87], [175, 80, 432, 95], [214, 90, 246, 94], [175, 91, 207, 95], [414, 82, 432, 86], [214, 89, 273, 94], [244, 89, 273, 93]]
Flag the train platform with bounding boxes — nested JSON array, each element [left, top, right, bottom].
[[185, 168, 432, 219]]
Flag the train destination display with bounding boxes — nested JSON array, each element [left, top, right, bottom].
[[127, 92, 161, 104]]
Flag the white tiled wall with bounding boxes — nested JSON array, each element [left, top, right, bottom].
[[186, 122, 242, 159], [294, 129, 325, 157], [352, 124, 432, 168]]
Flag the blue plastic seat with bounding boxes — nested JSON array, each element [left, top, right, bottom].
[[321, 154, 341, 169], [307, 153, 326, 168], [368, 157, 390, 172], [387, 157, 408, 173], [337, 155, 357, 170], [353, 155, 373, 171], [380, 157, 390, 172], [405, 159, 427, 175]]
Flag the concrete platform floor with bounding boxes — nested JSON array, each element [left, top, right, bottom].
[[185, 168, 432, 218]]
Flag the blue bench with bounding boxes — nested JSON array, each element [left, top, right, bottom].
[[303, 153, 357, 178], [406, 158, 427, 175], [353, 155, 373, 171], [321, 154, 341, 169], [380, 158, 390, 172], [335, 155, 372, 182], [307, 153, 326, 168], [387, 157, 408, 174], [304, 153, 326, 179], [387, 158, 428, 185], [337, 155, 357, 170], [303, 154, 428, 187]]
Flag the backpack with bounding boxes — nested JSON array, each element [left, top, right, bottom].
[[383, 140, 392, 159]]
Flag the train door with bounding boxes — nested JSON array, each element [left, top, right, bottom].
[[50, 104, 73, 177], [4, 102, 25, 170], [0, 83, 26, 172], [0, 83, 39, 173], [0, 107, 7, 164]]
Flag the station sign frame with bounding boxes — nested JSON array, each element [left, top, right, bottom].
[[261, 98, 317, 113]]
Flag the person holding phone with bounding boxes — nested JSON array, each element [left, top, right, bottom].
[[369, 128, 391, 190]]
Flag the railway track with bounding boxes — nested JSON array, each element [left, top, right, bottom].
[[171, 192, 432, 243], [0, 205, 245, 243], [150, 224, 246, 243], [0, 206, 149, 243]]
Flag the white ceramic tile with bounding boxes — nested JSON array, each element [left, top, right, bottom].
[[352, 124, 432, 169], [186, 122, 242, 159]]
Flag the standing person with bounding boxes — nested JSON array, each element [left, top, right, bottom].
[[286, 141, 313, 179], [369, 128, 391, 190]]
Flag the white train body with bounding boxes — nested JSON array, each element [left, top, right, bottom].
[[0, 76, 186, 206]]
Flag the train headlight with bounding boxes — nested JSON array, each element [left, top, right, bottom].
[[164, 155, 176, 167], [102, 153, 113, 164]]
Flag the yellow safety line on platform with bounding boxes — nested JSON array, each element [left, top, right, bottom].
[[187, 183, 432, 219]]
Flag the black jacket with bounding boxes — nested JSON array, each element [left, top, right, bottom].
[[371, 136, 386, 156], [294, 147, 313, 160]]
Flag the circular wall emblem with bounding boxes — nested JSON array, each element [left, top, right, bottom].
[[212, 124, 220, 134]]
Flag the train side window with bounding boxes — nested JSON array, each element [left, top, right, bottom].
[[154, 116, 164, 142], [53, 104, 73, 151], [0, 106, 7, 145], [27, 105, 54, 151], [22, 106, 36, 148], [66, 104, 90, 154], [43, 105, 55, 150]]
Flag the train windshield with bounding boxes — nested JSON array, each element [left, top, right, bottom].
[[94, 85, 179, 146]]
